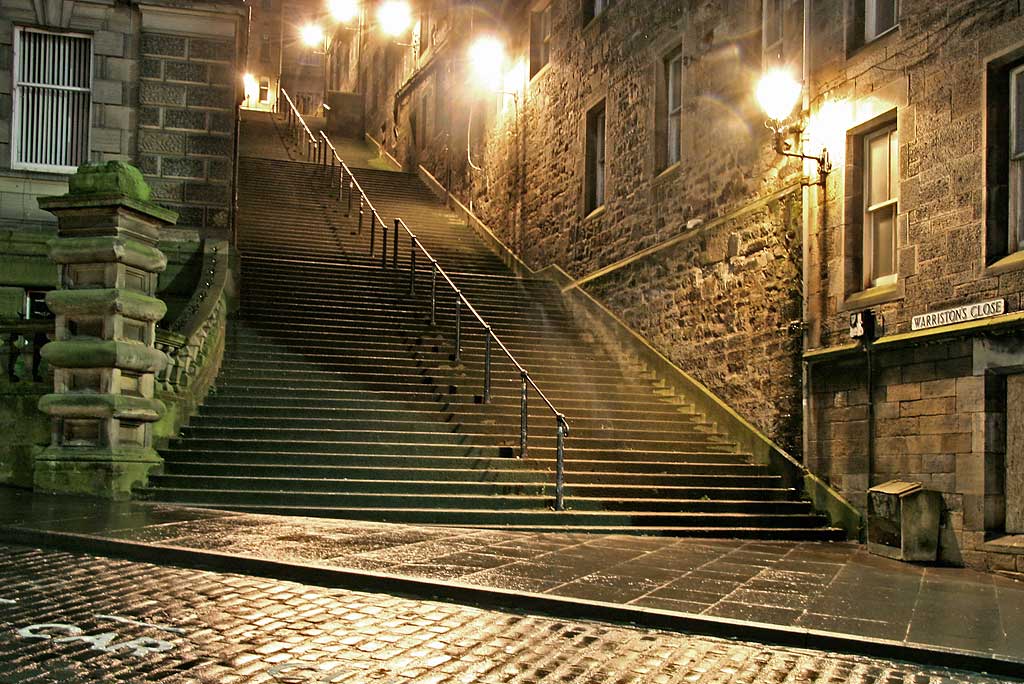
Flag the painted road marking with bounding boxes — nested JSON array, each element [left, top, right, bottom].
[[95, 614, 187, 635], [0, 598, 16, 604]]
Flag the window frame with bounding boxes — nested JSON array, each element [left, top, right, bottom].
[[585, 100, 607, 215], [864, 0, 898, 44], [666, 50, 682, 169], [1010, 63, 1024, 253], [11, 26, 93, 175], [258, 78, 270, 103], [862, 123, 899, 289], [529, 3, 552, 80], [583, 0, 607, 25], [762, 0, 783, 65]]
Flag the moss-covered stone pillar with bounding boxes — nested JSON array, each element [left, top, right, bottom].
[[34, 162, 178, 500]]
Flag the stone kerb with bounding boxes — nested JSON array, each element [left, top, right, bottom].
[[34, 162, 178, 500]]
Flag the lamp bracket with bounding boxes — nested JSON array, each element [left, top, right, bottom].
[[768, 120, 831, 188]]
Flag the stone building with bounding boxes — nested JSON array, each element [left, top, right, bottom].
[[0, 0, 246, 489], [339, 0, 1024, 570]]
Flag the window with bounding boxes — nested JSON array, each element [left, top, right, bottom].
[[662, 49, 682, 169], [583, 0, 606, 23], [863, 124, 899, 288], [762, 0, 783, 65], [260, 34, 271, 62], [864, 0, 897, 42], [529, 4, 552, 79], [12, 27, 92, 173], [585, 101, 606, 214], [261, 0, 272, 9], [259, 78, 270, 103], [1010, 65, 1024, 253]]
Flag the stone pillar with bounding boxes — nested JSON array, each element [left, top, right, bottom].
[[34, 162, 178, 500]]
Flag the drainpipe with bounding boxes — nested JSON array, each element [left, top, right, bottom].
[[800, 0, 813, 470]]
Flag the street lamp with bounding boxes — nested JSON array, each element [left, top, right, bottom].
[[469, 36, 505, 85], [300, 23, 325, 48], [377, 1, 412, 37], [756, 67, 831, 186], [328, 0, 359, 24]]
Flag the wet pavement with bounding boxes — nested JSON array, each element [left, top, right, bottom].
[[1, 487, 1022, 676], [0, 542, 1018, 683]]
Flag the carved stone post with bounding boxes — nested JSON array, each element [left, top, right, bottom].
[[35, 162, 177, 500]]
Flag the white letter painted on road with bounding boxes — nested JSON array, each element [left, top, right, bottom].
[[17, 623, 83, 640]]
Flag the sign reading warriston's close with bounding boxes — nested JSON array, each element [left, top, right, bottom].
[[911, 299, 1006, 332]]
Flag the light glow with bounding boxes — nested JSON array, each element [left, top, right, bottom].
[[807, 98, 853, 164], [377, 1, 412, 37], [756, 68, 802, 122], [469, 36, 506, 86], [242, 73, 259, 102], [328, 0, 359, 23], [300, 23, 324, 48]]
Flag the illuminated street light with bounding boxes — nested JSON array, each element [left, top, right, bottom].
[[301, 23, 325, 48], [755, 68, 830, 186], [242, 72, 259, 102], [756, 68, 802, 122], [469, 36, 505, 85], [328, 0, 359, 23], [377, 1, 412, 37]]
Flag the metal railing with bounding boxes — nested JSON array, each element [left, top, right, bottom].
[[280, 88, 319, 162], [317, 131, 572, 510]]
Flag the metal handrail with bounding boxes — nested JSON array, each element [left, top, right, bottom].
[[317, 132, 571, 510], [280, 88, 318, 162]]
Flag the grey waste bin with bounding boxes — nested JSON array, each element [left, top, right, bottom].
[[867, 480, 942, 562]]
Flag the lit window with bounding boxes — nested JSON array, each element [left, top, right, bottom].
[[529, 4, 552, 79], [865, 0, 898, 42], [585, 101, 606, 214], [665, 50, 682, 168], [762, 0, 783, 65], [1010, 64, 1024, 253], [259, 78, 270, 103], [11, 27, 92, 174], [863, 124, 899, 288]]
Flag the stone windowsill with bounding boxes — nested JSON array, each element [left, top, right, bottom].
[[841, 281, 903, 312], [982, 533, 1024, 556], [653, 162, 681, 184], [584, 205, 606, 222], [985, 250, 1024, 277]]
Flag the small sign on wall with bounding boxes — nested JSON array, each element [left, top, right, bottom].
[[911, 299, 1005, 332]]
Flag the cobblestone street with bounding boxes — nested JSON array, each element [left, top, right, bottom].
[[0, 543, 1017, 684]]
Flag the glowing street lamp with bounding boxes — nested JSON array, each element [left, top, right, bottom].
[[328, 0, 359, 24], [756, 68, 802, 123], [300, 23, 325, 48], [377, 0, 412, 37], [756, 67, 830, 185], [469, 36, 505, 85]]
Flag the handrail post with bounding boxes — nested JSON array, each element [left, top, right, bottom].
[[483, 326, 492, 404], [430, 261, 437, 325], [359, 196, 365, 236], [347, 179, 353, 216], [392, 220, 399, 268], [381, 216, 388, 268], [409, 235, 417, 294], [337, 165, 343, 201], [555, 416, 567, 511], [520, 372, 528, 458], [454, 296, 462, 362]]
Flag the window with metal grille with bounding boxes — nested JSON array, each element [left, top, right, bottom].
[[12, 27, 92, 174]]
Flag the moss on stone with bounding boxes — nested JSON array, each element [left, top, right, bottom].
[[68, 162, 152, 202]]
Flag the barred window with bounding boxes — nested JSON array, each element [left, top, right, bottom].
[[12, 27, 92, 173]]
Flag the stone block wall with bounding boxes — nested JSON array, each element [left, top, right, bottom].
[[138, 32, 238, 239], [585, 191, 805, 451]]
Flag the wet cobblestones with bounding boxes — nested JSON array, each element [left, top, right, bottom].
[[0, 543, 1017, 684]]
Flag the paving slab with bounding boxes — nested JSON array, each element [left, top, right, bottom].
[[1, 486, 1022, 678]]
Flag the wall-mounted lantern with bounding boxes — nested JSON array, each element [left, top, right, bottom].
[[756, 68, 831, 187]]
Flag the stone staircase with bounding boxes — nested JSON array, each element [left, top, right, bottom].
[[142, 153, 844, 539]]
